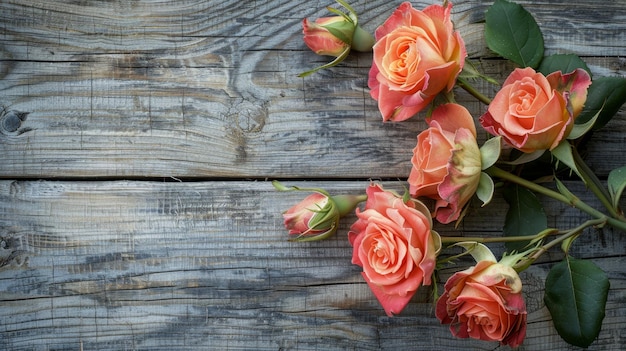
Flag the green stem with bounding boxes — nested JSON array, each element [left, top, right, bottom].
[[440, 232, 554, 245], [514, 218, 606, 271], [457, 77, 492, 105], [486, 166, 626, 233], [571, 146, 624, 220]]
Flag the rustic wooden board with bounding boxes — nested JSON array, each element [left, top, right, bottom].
[[0, 180, 624, 350], [1, 0, 625, 350], [1, 0, 625, 178]]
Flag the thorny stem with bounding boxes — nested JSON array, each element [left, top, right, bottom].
[[440, 230, 558, 245], [486, 166, 626, 233], [513, 218, 606, 271], [571, 145, 625, 220]]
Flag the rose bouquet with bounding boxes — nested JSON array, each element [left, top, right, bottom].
[[275, 0, 626, 348]]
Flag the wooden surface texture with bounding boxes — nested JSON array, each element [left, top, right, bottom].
[[1, 0, 625, 350]]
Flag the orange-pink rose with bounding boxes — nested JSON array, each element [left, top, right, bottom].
[[408, 104, 481, 224], [348, 183, 440, 316], [436, 261, 527, 348], [368, 2, 466, 121], [479, 67, 591, 153]]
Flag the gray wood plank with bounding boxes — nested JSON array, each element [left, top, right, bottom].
[[0, 180, 624, 350], [1, 0, 624, 178]]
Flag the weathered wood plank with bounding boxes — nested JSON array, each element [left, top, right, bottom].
[[1, 0, 624, 178], [1, 180, 624, 350]]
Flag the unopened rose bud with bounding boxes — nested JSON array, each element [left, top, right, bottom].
[[299, 0, 374, 77], [302, 17, 352, 57], [273, 181, 366, 242], [282, 192, 338, 241]]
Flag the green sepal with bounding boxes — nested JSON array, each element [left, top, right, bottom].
[[476, 172, 495, 207], [480, 136, 501, 170], [452, 242, 498, 263]]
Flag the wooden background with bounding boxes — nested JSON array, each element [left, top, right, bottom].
[[1, 0, 624, 349]]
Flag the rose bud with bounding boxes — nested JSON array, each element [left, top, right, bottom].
[[274, 181, 366, 242], [299, 0, 374, 77]]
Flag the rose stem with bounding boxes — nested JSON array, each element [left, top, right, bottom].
[[456, 77, 492, 105], [486, 166, 626, 233]]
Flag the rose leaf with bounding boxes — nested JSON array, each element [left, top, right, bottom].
[[502, 184, 547, 252], [544, 256, 609, 348], [485, 0, 544, 68], [575, 76, 626, 130], [538, 54, 592, 77], [608, 165, 626, 210]]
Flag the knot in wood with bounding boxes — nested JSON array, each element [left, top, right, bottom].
[[0, 109, 29, 134]]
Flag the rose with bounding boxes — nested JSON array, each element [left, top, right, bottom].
[[348, 183, 441, 316], [302, 16, 351, 57], [479, 67, 591, 153], [275, 181, 367, 242], [368, 2, 466, 121], [282, 191, 337, 241], [436, 260, 527, 348], [408, 104, 481, 224], [300, 1, 375, 77]]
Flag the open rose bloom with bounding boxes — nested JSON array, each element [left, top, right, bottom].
[[368, 2, 466, 121], [480, 67, 591, 153], [348, 183, 441, 316], [436, 261, 527, 347], [408, 104, 482, 224]]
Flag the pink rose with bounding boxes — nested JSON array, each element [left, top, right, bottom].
[[479, 67, 591, 153], [368, 2, 466, 121], [436, 261, 527, 348], [408, 104, 481, 224], [348, 183, 441, 316]]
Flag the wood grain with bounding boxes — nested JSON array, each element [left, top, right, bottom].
[[1, 0, 625, 349], [1, 0, 625, 178], [0, 180, 624, 350]]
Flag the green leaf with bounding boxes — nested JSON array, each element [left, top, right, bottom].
[[485, 0, 544, 68], [544, 257, 609, 348], [608, 165, 626, 209], [537, 54, 591, 77], [576, 76, 626, 130], [503, 184, 547, 251]]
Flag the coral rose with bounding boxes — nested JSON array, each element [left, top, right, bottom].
[[368, 2, 466, 121], [408, 104, 481, 224], [436, 260, 527, 348], [480, 67, 591, 153], [348, 183, 441, 316]]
